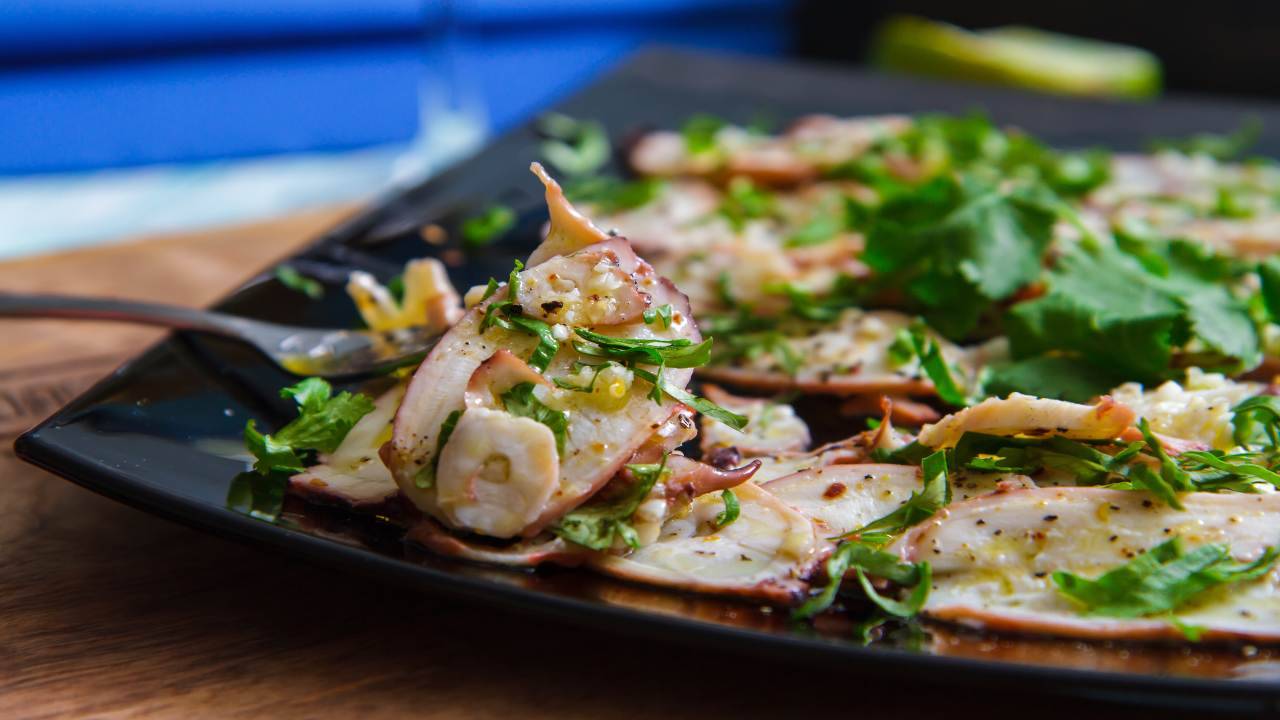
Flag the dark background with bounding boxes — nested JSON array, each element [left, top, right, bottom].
[[796, 2, 1279, 99]]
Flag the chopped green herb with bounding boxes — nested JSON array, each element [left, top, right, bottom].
[[478, 260, 560, 372], [1150, 118, 1261, 161], [243, 378, 375, 475], [416, 409, 463, 489], [719, 177, 774, 230], [552, 454, 669, 550], [539, 113, 611, 177], [1053, 536, 1279, 619], [682, 114, 727, 154], [714, 489, 740, 528], [274, 265, 324, 300], [462, 205, 516, 247], [500, 382, 569, 455], [630, 366, 748, 431], [226, 471, 286, 522], [793, 539, 930, 620], [642, 304, 674, 328], [843, 450, 950, 538], [1233, 395, 1280, 448]]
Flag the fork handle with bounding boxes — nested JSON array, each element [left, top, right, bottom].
[[0, 293, 258, 338]]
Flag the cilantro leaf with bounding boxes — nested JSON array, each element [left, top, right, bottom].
[[274, 265, 324, 300], [863, 174, 1057, 338], [552, 455, 669, 550], [1053, 536, 1279, 618], [244, 378, 375, 475], [980, 356, 1129, 403], [500, 382, 569, 455], [682, 114, 726, 154], [226, 471, 286, 522], [462, 205, 516, 247]]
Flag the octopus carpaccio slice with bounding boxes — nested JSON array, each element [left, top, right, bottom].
[[289, 382, 405, 508], [747, 438, 868, 485], [898, 487, 1280, 642], [1109, 369, 1264, 451], [406, 519, 591, 568], [698, 385, 811, 457], [916, 393, 1136, 449], [628, 114, 910, 186], [761, 463, 922, 538], [590, 482, 824, 604], [697, 309, 966, 398], [387, 167, 702, 540]]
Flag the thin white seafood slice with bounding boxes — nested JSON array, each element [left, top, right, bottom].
[[1110, 368, 1264, 450], [590, 482, 824, 604], [628, 114, 910, 186], [387, 174, 702, 538], [761, 463, 1037, 538], [698, 309, 965, 398], [746, 438, 867, 485], [917, 393, 1135, 449], [289, 382, 405, 508], [762, 463, 920, 538], [586, 179, 722, 257], [698, 384, 810, 457], [898, 487, 1280, 642]]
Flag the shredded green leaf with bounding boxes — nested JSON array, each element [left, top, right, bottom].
[[793, 539, 930, 620], [1053, 536, 1279, 620], [714, 489, 740, 528], [552, 454, 669, 550], [842, 450, 950, 538], [462, 205, 516, 247], [415, 409, 463, 489], [243, 378, 375, 475], [500, 382, 569, 456], [643, 303, 675, 329], [274, 265, 324, 300]]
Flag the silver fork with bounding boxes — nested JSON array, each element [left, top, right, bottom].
[[0, 293, 439, 378]]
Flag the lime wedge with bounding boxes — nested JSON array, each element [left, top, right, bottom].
[[870, 15, 1162, 100]]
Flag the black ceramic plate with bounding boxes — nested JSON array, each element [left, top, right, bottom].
[[17, 48, 1280, 713]]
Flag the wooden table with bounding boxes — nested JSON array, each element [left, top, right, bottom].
[[0, 210, 1211, 718]]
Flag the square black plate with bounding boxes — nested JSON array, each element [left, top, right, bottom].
[[17, 48, 1280, 713]]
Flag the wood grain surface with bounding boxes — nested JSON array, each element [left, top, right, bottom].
[[0, 209, 1240, 719]]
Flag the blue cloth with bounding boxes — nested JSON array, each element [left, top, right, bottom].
[[0, 1, 791, 175]]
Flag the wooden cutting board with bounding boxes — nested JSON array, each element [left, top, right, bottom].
[[0, 208, 1185, 719]]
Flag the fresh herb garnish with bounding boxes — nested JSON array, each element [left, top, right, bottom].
[[226, 471, 286, 522], [719, 177, 775, 230], [478, 260, 560, 372], [538, 113, 611, 177], [500, 382, 569, 455], [415, 409, 463, 489], [552, 454, 669, 550], [642, 303, 674, 328], [462, 205, 516, 247], [841, 450, 950, 538], [1232, 395, 1280, 448], [274, 265, 324, 300], [243, 378, 375, 474], [565, 175, 662, 213], [1053, 537, 1279, 622], [862, 173, 1058, 338], [793, 539, 931, 620], [901, 320, 970, 406], [1150, 117, 1261, 161], [682, 114, 727, 154], [714, 489, 740, 528]]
